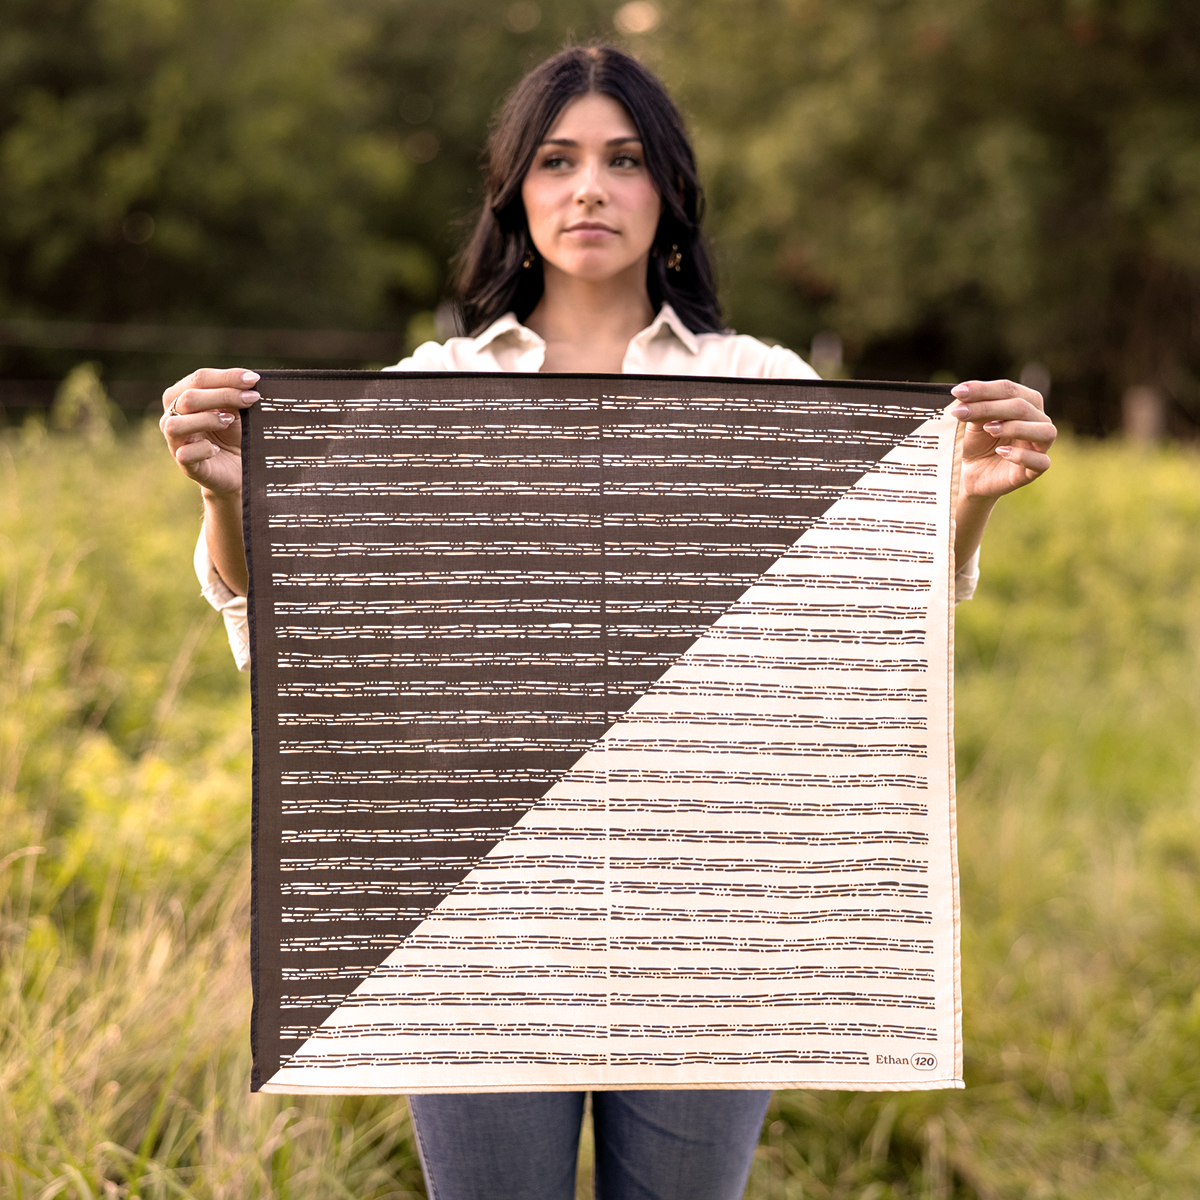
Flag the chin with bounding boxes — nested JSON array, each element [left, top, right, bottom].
[[553, 254, 641, 283]]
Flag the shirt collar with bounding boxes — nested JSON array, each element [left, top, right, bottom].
[[474, 305, 698, 355], [632, 304, 699, 355], [472, 312, 545, 351]]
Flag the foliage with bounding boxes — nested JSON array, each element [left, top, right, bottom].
[[659, 0, 1200, 433], [0, 0, 631, 384], [0, 0, 428, 382], [51, 362, 123, 439], [4, 1, 1200, 431], [0, 425, 426, 1197], [3, 426, 1200, 1196]]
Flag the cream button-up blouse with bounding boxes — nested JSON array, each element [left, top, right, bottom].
[[198, 305, 979, 670], [398, 304, 821, 378]]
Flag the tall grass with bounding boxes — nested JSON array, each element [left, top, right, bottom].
[[0, 421, 424, 1198], [2, 423, 1198, 1197]]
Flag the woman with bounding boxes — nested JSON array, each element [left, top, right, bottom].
[[161, 44, 1055, 1200]]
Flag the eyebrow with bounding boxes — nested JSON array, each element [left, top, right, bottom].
[[537, 136, 643, 148]]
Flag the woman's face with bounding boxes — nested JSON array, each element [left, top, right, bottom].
[[521, 92, 661, 286]]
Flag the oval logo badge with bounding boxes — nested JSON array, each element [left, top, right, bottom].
[[911, 1053, 938, 1072]]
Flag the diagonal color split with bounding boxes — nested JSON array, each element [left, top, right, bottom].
[[243, 372, 957, 1091], [262, 419, 961, 1094]]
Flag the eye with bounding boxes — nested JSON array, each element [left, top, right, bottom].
[[540, 152, 572, 170], [612, 152, 641, 169]]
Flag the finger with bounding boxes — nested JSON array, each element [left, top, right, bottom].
[[979, 418, 1058, 445], [951, 397, 1052, 425], [162, 368, 260, 412], [192, 367, 260, 391], [175, 438, 222, 467], [993, 445, 1052, 474], [162, 409, 237, 443], [951, 378, 1044, 408], [167, 385, 260, 418]]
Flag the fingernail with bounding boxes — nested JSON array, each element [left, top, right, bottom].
[[984, 421, 1003, 434], [950, 384, 970, 398], [241, 391, 260, 403], [242, 372, 260, 384], [217, 411, 235, 425], [994, 445, 1013, 457], [950, 404, 970, 418]]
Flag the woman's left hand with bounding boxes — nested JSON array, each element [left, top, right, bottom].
[[950, 379, 1057, 498]]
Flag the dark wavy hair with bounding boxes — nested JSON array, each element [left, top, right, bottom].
[[455, 45, 722, 336]]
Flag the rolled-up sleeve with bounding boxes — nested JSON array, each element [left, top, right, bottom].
[[194, 527, 250, 672], [954, 547, 980, 604]]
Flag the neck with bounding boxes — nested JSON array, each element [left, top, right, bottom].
[[524, 262, 656, 372]]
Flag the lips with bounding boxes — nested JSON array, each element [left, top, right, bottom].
[[564, 222, 617, 239]]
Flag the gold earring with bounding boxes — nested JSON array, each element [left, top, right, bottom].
[[666, 244, 682, 272], [522, 248, 536, 269]]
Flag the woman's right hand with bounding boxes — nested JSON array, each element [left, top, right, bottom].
[[160, 368, 261, 495]]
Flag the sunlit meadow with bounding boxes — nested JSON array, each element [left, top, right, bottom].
[[2, 416, 1198, 1198]]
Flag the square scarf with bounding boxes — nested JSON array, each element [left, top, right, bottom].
[[241, 372, 963, 1094]]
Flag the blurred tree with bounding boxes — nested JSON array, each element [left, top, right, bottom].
[[0, 0, 434, 379], [660, 0, 1200, 433]]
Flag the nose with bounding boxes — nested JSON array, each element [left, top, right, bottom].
[[573, 155, 607, 207]]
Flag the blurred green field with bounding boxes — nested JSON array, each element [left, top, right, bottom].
[[2, 422, 1198, 1198]]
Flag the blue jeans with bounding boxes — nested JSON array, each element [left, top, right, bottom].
[[408, 1090, 771, 1200]]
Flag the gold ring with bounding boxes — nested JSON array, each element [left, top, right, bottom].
[[167, 399, 181, 417]]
